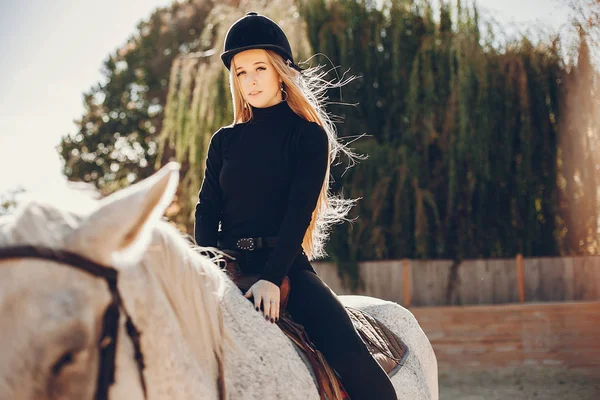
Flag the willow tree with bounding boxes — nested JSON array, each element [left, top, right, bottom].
[[296, 0, 599, 287], [156, 0, 312, 231]]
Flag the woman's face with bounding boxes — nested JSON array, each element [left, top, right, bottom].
[[232, 49, 283, 109]]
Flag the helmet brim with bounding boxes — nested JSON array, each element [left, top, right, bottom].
[[220, 44, 303, 72]]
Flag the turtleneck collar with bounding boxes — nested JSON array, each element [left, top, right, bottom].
[[249, 100, 295, 124]]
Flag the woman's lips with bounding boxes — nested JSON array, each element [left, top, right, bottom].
[[249, 91, 262, 97]]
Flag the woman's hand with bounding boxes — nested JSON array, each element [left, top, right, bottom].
[[244, 279, 280, 323]]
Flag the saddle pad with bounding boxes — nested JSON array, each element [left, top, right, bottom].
[[345, 306, 409, 378], [276, 306, 409, 400]]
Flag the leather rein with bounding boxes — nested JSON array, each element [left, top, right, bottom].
[[0, 245, 147, 400]]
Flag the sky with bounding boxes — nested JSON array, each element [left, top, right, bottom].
[[0, 0, 574, 199]]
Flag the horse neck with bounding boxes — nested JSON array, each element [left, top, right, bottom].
[[116, 237, 227, 398]]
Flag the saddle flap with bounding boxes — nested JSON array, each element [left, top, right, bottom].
[[276, 306, 409, 400], [346, 306, 410, 378]]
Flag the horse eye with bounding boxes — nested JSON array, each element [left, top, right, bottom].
[[51, 352, 75, 377]]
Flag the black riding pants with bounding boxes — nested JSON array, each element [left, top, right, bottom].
[[236, 248, 397, 400]]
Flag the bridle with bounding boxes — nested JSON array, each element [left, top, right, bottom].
[[0, 245, 147, 400]]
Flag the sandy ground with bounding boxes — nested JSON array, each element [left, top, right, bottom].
[[438, 366, 600, 400]]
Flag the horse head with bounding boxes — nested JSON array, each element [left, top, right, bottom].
[[0, 162, 231, 400]]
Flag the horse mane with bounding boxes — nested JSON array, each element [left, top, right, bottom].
[[147, 221, 238, 371], [0, 197, 237, 387]]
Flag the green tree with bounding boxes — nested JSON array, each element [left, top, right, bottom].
[[58, 0, 216, 194], [297, 0, 599, 287], [60, 0, 600, 289]]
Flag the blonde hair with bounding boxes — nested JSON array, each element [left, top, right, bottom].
[[228, 50, 362, 260]]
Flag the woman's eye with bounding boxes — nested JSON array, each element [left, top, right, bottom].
[[236, 67, 266, 77]]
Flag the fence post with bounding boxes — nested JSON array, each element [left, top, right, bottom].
[[403, 259, 411, 307], [516, 253, 525, 303]]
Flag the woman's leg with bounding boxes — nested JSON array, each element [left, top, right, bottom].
[[285, 267, 397, 400]]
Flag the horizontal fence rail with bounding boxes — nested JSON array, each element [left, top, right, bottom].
[[313, 255, 600, 307], [412, 302, 600, 372]]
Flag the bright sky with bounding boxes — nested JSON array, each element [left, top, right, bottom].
[[0, 0, 573, 198]]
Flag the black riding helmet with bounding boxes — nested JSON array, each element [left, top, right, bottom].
[[220, 11, 303, 72]]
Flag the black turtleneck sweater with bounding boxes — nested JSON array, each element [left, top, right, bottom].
[[194, 100, 329, 287]]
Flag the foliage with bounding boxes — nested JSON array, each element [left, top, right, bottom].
[[297, 0, 600, 284], [59, 0, 600, 286], [58, 0, 216, 195]]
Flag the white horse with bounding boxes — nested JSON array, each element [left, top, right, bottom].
[[0, 162, 438, 399]]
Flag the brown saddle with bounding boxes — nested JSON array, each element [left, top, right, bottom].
[[222, 258, 409, 400]]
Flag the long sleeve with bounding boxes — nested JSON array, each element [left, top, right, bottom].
[[259, 123, 329, 286], [194, 128, 224, 246]]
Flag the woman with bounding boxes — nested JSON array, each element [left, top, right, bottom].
[[194, 11, 397, 400]]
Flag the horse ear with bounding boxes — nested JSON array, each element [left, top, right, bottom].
[[66, 162, 180, 267]]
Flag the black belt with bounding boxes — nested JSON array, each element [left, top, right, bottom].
[[217, 234, 278, 251]]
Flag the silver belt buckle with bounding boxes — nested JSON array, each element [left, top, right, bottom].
[[236, 237, 255, 251]]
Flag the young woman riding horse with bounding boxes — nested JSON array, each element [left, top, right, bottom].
[[194, 11, 397, 400]]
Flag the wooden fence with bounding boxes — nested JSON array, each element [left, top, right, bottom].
[[411, 301, 600, 373], [313, 255, 600, 306]]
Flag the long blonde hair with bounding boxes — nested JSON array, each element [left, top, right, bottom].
[[228, 50, 362, 260]]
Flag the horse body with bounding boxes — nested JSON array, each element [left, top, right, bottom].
[[0, 162, 438, 399], [220, 281, 439, 399]]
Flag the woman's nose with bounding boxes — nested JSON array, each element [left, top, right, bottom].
[[246, 72, 258, 83]]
